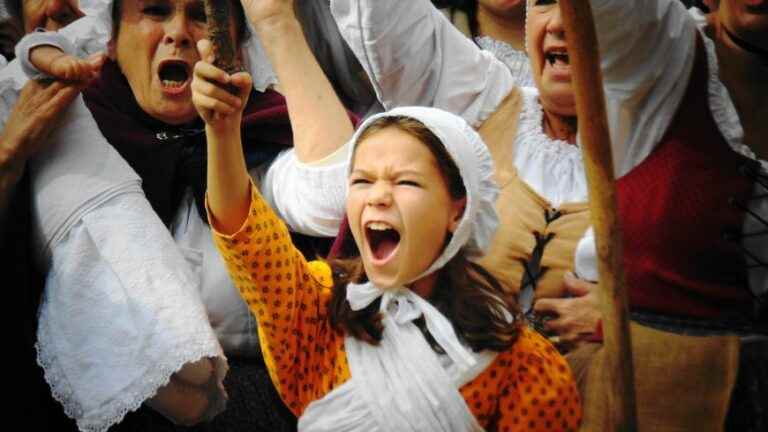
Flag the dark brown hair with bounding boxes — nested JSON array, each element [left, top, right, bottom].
[[111, 0, 249, 44], [327, 116, 521, 352]]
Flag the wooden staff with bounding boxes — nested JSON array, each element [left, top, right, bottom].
[[558, 1, 637, 430], [203, 0, 242, 75]]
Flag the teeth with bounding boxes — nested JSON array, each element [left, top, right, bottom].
[[162, 79, 185, 88], [367, 221, 393, 231], [546, 52, 569, 66]]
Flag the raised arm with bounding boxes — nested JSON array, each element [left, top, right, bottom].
[[242, 0, 353, 163], [196, 36, 346, 414], [590, 0, 698, 175], [330, 0, 515, 126]]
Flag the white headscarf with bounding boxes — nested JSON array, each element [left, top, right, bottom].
[[300, 107, 504, 432], [345, 106, 503, 371]]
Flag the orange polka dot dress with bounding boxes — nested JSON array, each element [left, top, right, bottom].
[[210, 183, 582, 431]]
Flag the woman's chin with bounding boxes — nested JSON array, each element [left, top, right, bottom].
[[362, 262, 401, 290], [539, 93, 577, 118], [148, 105, 199, 126]]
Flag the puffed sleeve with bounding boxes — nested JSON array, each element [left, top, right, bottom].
[[330, 0, 515, 127], [257, 145, 349, 238], [209, 181, 349, 414], [590, 0, 698, 175]]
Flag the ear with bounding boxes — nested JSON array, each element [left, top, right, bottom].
[[107, 38, 117, 61], [447, 197, 467, 234]]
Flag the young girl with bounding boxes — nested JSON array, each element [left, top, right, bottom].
[[194, 38, 582, 430]]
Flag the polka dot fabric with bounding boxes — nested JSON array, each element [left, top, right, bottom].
[[462, 328, 582, 431], [209, 183, 350, 416], [210, 182, 581, 430]]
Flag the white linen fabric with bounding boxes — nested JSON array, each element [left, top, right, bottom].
[[330, 0, 588, 207], [299, 291, 497, 431], [0, 79, 228, 432], [0, 2, 294, 430], [514, 87, 588, 206], [0, 22, 228, 431], [300, 106, 502, 431], [331, 0, 514, 129], [330, 0, 695, 177], [170, 190, 261, 355], [574, 4, 767, 297], [298, 320, 496, 432], [475, 36, 535, 88], [39, 192, 227, 432], [257, 149, 348, 238]]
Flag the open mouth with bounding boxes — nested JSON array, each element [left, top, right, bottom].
[[545, 51, 570, 67], [158, 60, 190, 90], [365, 221, 401, 262]]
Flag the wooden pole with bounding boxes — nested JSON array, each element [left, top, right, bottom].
[[203, 0, 242, 74], [557, 1, 637, 430]]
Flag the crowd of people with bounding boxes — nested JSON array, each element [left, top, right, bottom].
[[2, 0, 764, 431]]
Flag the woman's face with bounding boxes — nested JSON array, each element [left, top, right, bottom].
[[718, 0, 768, 51], [526, 0, 576, 117], [112, 0, 236, 125], [347, 127, 465, 289], [21, 0, 83, 33]]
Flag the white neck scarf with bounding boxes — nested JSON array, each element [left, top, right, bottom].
[[300, 107, 503, 431], [342, 106, 503, 373], [347, 283, 478, 373]]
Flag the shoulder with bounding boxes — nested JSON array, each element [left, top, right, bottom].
[[499, 327, 571, 375], [501, 327, 580, 406], [307, 260, 334, 293], [495, 328, 582, 428]]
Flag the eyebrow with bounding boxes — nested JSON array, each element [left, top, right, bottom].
[[349, 168, 426, 178]]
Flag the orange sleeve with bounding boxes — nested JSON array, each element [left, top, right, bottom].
[[208, 181, 348, 415], [495, 328, 582, 431]]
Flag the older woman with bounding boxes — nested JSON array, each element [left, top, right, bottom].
[[2, 0, 354, 430], [328, 0, 594, 341]]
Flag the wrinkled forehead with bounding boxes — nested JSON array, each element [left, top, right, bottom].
[[111, 0, 248, 43]]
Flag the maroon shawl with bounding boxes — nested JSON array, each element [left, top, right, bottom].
[[83, 59, 294, 225]]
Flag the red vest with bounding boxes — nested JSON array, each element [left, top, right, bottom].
[[617, 37, 757, 322]]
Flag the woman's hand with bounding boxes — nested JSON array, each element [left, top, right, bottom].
[[192, 39, 252, 132], [1, 79, 82, 179], [196, 38, 253, 235], [533, 272, 602, 348], [30, 46, 105, 83]]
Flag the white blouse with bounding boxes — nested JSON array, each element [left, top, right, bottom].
[[475, 36, 535, 89], [330, 0, 587, 206]]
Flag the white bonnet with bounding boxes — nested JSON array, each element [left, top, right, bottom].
[[347, 106, 500, 274]]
